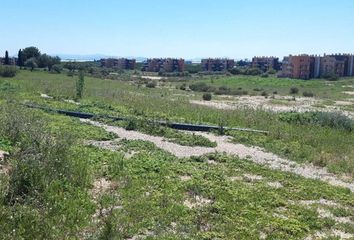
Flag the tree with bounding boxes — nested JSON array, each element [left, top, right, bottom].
[[17, 49, 24, 67], [38, 54, 61, 70], [22, 46, 41, 62], [76, 71, 85, 99], [4, 51, 9, 65], [48, 56, 61, 71], [25, 58, 38, 71], [51, 64, 63, 74]]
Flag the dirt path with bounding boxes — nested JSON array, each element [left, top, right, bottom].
[[81, 119, 354, 192]]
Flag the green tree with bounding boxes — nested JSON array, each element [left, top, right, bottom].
[[38, 54, 61, 70], [4, 51, 9, 65], [22, 46, 41, 62], [17, 49, 24, 67], [25, 57, 38, 71], [76, 71, 85, 99]]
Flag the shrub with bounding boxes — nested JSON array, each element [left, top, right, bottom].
[[0, 104, 90, 203], [315, 112, 353, 131], [229, 67, 242, 75], [267, 69, 277, 74], [179, 83, 187, 91], [230, 90, 248, 96], [245, 67, 262, 76], [261, 73, 269, 78], [202, 93, 212, 101], [214, 86, 230, 95], [323, 72, 339, 81], [51, 64, 63, 74], [303, 91, 315, 97], [125, 118, 138, 130], [261, 91, 268, 97], [290, 87, 299, 94], [0, 66, 17, 77], [279, 111, 353, 131], [146, 81, 157, 88], [76, 71, 85, 99], [189, 82, 214, 92]]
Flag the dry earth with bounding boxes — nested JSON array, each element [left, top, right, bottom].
[[190, 95, 354, 119], [81, 119, 354, 193]]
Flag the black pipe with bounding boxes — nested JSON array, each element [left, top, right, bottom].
[[23, 103, 269, 134]]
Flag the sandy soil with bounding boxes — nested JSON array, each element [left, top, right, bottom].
[[81, 119, 354, 193], [191, 95, 320, 112], [141, 76, 165, 80], [190, 95, 354, 119]]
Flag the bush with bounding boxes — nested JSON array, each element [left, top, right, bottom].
[[189, 82, 215, 92], [315, 112, 353, 131], [214, 86, 230, 95], [261, 91, 268, 97], [303, 91, 315, 97], [202, 93, 212, 101], [125, 118, 138, 130], [323, 72, 339, 81], [0, 104, 90, 203], [0, 66, 17, 77], [290, 87, 299, 94], [229, 67, 242, 75], [261, 73, 269, 78], [245, 67, 262, 76], [76, 71, 85, 99], [279, 111, 353, 131], [179, 83, 187, 91], [267, 69, 277, 74], [146, 81, 157, 88], [230, 90, 248, 96], [51, 64, 63, 74]]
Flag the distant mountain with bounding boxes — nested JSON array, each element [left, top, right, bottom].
[[55, 54, 148, 62], [55, 54, 109, 61]]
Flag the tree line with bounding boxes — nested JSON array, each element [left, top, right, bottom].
[[2, 47, 61, 71]]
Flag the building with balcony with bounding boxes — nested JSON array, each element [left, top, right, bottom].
[[201, 58, 235, 72], [142, 58, 185, 72], [100, 58, 136, 70], [252, 56, 280, 72]]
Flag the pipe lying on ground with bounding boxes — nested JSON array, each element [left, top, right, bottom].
[[23, 103, 269, 134]]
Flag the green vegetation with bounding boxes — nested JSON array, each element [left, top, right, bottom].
[[202, 92, 212, 101], [118, 118, 216, 147], [0, 66, 17, 78], [76, 71, 85, 99], [0, 69, 353, 239]]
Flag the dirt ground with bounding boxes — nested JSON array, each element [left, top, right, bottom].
[[82, 119, 354, 193]]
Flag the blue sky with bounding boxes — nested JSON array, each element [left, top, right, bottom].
[[1, 0, 354, 59]]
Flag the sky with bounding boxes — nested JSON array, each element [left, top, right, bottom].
[[1, 0, 354, 59]]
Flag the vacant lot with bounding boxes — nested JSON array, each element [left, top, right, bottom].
[[1, 70, 353, 239]]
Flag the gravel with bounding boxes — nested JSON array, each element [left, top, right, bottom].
[[81, 119, 354, 192]]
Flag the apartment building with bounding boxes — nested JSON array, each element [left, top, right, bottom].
[[320, 55, 345, 77], [323, 54, 354, 77], [279, 54, 354, 79], [279, 55, 315, 79], [0, 57, 17, 65], [142, 58, 185, 72], [201, 58, 235, 72], [100, 58, 136, 70], [252, 56, 280, 72]]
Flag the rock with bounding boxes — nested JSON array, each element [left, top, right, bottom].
[[0, 150, 9, 162]]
